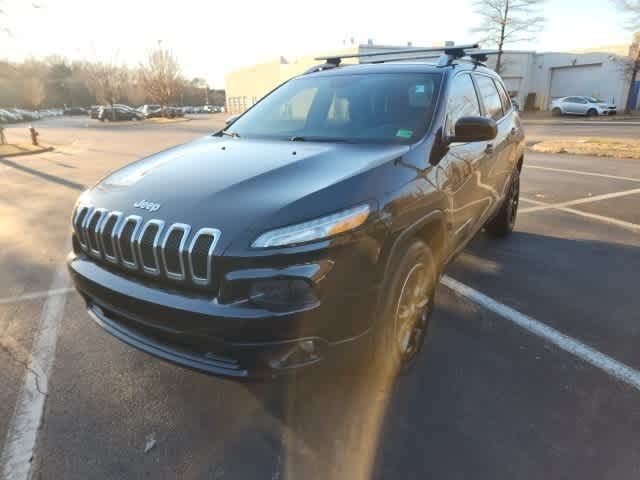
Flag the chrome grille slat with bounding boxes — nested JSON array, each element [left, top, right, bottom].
[[87, 208, 108, 258], [99, 211, 123, 264], [188, 228, 221, 286], [137, 219, 165, 276], [78, 206, 95, 252], [117, 215, 143, 270], [160, 223, 191, 281], [72, 205, 219, 287]]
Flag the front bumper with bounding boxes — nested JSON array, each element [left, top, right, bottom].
[[68, 254, 377, 379]]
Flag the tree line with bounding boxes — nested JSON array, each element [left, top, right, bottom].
[[0, 48, 225, 110]]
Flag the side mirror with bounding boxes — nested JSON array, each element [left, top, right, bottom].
[[225, 114, 240, 126], [511, 99, 521, 112], [449, 116, 497, 143]]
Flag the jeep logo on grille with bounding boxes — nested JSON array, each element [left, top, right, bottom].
[[133, 200, 161, 212]]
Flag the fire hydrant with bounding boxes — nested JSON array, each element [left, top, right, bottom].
[[29, 125, 39, 146]]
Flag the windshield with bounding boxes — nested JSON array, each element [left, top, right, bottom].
[[227, 72, 442, 144], [587, 97, 605, 103]]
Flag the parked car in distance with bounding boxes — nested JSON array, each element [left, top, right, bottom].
[[89, 106, 102, 119], [68, 51, 525, 380], [14, 108, 41, 121], [157, 106, 184, 118], [64, 107, 88, 116], [0, 109, 19, 123], [551, 96, 617, 117], [138, 104, 163, 118], [98, 105, 143, 121]]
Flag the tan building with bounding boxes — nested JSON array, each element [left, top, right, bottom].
[[224, 42, 426, 114]]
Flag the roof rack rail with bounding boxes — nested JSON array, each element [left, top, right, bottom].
[[303, 62, 341, 74], [314, 43, 480, 67], [465, 49, 501, 64]]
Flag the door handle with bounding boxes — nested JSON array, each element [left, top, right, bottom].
[[485, 143, 494, 154]]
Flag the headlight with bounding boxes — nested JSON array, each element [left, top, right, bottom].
[[252, 204, 370, 248]]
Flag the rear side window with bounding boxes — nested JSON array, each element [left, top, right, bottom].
[[495, 80, 512, 112], [475, 75, 504, 121], [445, 74, 481, 137]]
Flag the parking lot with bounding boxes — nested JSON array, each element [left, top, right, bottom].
[[1, 116, 639, 479]]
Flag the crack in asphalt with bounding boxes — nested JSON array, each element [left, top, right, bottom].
[[0, 341, 48, 397]]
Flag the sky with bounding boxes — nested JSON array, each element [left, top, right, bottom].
[[0, 0, 634, 88]]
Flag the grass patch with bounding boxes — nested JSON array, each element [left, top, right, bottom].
[[531, 138, 640, 159]]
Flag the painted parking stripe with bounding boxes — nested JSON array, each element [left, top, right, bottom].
[[518, 196, 640, 232], [525, 165, 640, 183], [557, 206, 640, 232], [0, 288, 74, 306], [441, 275, 640, 392], [1, 267, 69, 480], [519, 187, 640, 214]]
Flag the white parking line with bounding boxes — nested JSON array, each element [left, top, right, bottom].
[[0, 288, 74, 306], [525, 165, 640, 183], [1, 266, 69, 480], [557, 206, 640, 232], [519, 187, 640, 214], [441, 275, 640, 392], [519, 196, 640, 232]]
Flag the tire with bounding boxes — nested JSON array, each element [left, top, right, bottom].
[[486, 171, 520, 237], [370, 240, 436, 378], [552, 107, 562, 117], [586, 108, 598, 117]]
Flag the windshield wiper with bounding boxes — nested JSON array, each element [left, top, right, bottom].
[[221, 130, 240, 138], [290, 136, 305, 141]]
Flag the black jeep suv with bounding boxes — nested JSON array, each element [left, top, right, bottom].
[[68, 51, 524, 379]]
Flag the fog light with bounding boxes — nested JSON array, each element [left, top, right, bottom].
[[249, 278, 317, 310]]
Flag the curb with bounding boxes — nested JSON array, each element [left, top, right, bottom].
[[523, 120, 640, 126], [0, 146, 54, 158]]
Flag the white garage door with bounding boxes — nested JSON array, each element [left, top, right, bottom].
[[502, 77, 522, 95], [549, 64, 603, 103]]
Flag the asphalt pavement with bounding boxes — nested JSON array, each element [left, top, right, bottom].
[[1, 116, 639, 479], [522, 117, 639, 142]]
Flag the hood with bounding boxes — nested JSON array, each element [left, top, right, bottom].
[[87, 135, 410, 251]]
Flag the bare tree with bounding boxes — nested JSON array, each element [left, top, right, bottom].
[[616, 0, 640, 26], [139, 47, 183, 110], [23, 76, 45, 109], [614, 1, 640, 112], [84, 60, 129, 118], [472, 0, 545, 75]]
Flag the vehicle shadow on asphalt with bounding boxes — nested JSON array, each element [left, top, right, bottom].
[[0, 157, 86, 191]]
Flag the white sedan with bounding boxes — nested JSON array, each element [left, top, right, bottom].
[[551, 96, 617, 117]]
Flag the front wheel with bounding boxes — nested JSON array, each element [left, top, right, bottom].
[[586, 108, 598, 117], [486, 171, 520, 237], [372, 240, 436, 377]]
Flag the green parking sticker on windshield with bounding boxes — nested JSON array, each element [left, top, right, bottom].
[[396, 129, 413, 138]]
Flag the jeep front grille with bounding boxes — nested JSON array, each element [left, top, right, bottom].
[[73, 205, 221, 286]]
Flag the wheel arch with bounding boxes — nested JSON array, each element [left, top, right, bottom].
[[380, 209, 447, 285]]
